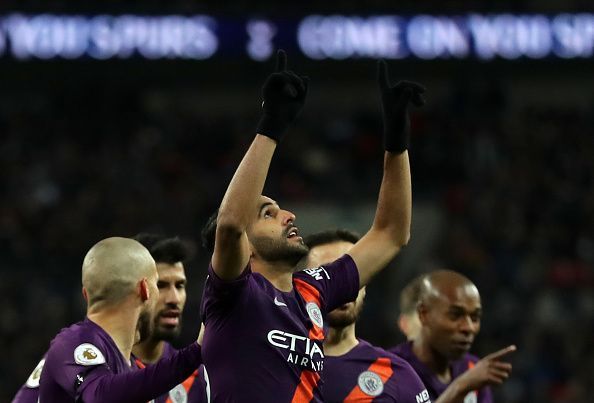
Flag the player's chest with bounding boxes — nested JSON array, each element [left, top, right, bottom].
[[243, 287, 324, 336], [240, 290, 326, 372]]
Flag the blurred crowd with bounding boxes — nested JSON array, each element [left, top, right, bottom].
[[0, 74, 593, 402], [0, 0, 590, 13]]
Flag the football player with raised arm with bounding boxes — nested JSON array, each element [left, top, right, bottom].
[[199, 51, 424, 402]]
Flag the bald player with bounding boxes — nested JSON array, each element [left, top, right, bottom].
[[389, 271, 515, 403], [37, 237, 202, 403], [305, 229, 430, 402], [199, 52, 424, 401], [397, 275, 423, 340]]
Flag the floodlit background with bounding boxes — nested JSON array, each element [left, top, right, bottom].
[[1, 1, 593, 401]]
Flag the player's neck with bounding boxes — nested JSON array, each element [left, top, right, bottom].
[[412, 338, 451, 382], [87, 306, 138, 363], [132, 338, 165, 364], [324, 324, 358, 356], [252, 259, 294, 292]]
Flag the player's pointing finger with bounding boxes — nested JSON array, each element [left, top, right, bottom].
[[377, 59, 390, 90], [485, 345, 516, 361]]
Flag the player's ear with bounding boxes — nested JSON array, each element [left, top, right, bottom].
[[417, 302, 429, 325], [139, 278, 150, 302], [82, 287, 89, 302], [398, 314, 409, 336]]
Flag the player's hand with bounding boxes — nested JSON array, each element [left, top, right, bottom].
[[256, 49, 309, 142], [377, 59, 426, 153], [453, 345, 516, 394]]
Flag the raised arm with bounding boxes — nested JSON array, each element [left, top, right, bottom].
[[212, 50, 308, 280], [348, 60, 425, 287]]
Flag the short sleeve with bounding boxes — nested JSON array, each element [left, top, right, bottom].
[[294, 254, 360, 313], [200, 262, 252, 324]]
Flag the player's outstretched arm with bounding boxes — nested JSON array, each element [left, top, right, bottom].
[[348, 60, 425, 287], [435, 345, 516, 403], [212, 50, 308, 280], [77, 343, 202, 403]]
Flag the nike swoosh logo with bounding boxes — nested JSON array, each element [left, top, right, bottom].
[[274, 297, 287, 307]]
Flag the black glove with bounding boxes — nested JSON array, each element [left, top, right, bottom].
[[256, 50, 309, 142], [377, 59, 426, 153]]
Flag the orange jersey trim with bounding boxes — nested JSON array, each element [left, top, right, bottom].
[[344, 357, 393, 402], [291, 370, 321, 403], [166, 370, 199, 403], [465, 360, 479, 398], [293, 278, 324, 340], [134, 359, 199, 403]]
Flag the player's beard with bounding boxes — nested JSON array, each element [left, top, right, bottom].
[[251, 231, 309, 267], [327, 300, 364, 328], [136, 309, 154, 343], [152, 314, 182, 342]]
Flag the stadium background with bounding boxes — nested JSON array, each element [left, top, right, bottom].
[[1, 1, 593, 401]]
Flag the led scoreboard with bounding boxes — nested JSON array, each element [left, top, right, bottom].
[[0, 13, 591, 61]]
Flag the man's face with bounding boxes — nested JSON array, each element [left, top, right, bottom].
[[307, 240, 365, 328], [420, 284, 482, 360], [152, 262, 187, 341], [248, 196, 309, 266]]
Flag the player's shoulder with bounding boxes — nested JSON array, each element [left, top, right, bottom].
[[205, 261, 263, 293], [353, 338, 381, 356], [293, 265, 328, 283], [47, 319, 109, 366], [296, 254, 357, 279], [354, 340, 427, 399], [370, 341, 416, 370], [50, 319, 104, 346], [354, 339, 409, 370], [387, 341, 414, 361]]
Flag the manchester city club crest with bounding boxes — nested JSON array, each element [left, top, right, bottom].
[[168, 384, 188, 403], [306, 302, 324, 328], [357, 370, 384, 397]]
